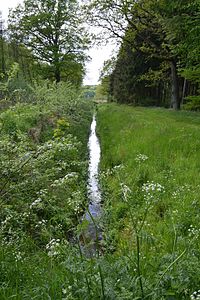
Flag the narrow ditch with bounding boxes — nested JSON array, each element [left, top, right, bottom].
[[81, 113, 102, 256]]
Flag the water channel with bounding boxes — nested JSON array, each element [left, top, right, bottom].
[[81, 113, 102, 255]]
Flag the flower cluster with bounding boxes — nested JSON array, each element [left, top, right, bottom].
[[30, 198, 42, 209], [14, 251, 24, 262], [142, 181, 165, 205], [172, 184, 192, 199], [70, 191, 82, 213], [62, 286, 73, 300], [46, 238, 61, 257], [51, 172, 78, 187], [188, 225, 200, 237], [191, 290, 200, 300], [101, 164, 125, 178], [142, 181, 165, 194], [37, 189, 48, 196], [35, 219, 47, 228], [1, 216, 12, 228], [120, 183, 131, 201], [113, 164, 124, 170], [135, 153, 149, 163]]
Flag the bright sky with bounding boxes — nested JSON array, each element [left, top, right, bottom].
[[0, 0, 116, 86], [83, 45, 115, 85], [1, 0, 22, 20]]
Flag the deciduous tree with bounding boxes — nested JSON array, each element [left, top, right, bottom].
[[9, 0, 89, 83]]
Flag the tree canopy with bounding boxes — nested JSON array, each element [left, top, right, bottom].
[[8, 0, 90, 83], [86, 0, 200, 110]]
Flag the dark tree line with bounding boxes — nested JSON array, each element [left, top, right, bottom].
[[86, 0, 200, 110]]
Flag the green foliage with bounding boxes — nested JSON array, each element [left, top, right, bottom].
[[110, 43, 170, 106], [159, 0, 200, 67], [181, 68, 200, 111], [0, 63, 34, 107], [8, 0, 90, 83], [86, 0, 199, 110], [53, 118, 70, 138], [0, 81, 95, 298], [95, 77, 111, 101], [82, 85, 96, 99], [183, 95, 200, 111], [180, 68, 200, 84], [2, 98, 200, 299]]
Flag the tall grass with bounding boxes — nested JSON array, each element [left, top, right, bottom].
[[1, 100, 200, 299], [97, 103, 200, 299]]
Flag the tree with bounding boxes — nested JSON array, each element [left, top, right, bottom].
[[8, 0, 89, 83], [85, 0, 193, 109], [107, 33, 171, 106], [0, 11, 6, 76]]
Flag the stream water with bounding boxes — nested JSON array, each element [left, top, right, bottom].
[[81, 113, 102, 254], [87, 113, 101, 217]]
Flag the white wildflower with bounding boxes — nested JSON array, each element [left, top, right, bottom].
[[62, 289, 67, 295], [120, 183, 131, 201], [191, 290, 200, 300], [35, 219, 47, 228], [46, 238, 61, 257], [142, 181, 165, 194], [15, 251, 24, 262], [30, 197, 42, 209], [51, 172, 78, 187], [113, 164, 124, 170], [135, 154, 149, 163], [188, 225, 200, 237]]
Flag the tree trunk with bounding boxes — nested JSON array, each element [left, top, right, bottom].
[[55, 66, 61, 83], [0, 37, 6, 75], [170, 60, 180, 110], [182, 78, 187, 105]]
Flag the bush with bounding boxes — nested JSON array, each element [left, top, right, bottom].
[[183, 95, 200, 111]]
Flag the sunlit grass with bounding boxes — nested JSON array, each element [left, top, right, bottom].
[[97, 103, 200, 299]]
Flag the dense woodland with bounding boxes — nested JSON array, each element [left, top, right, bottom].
[[0, 0, 200, 299], [90, 0, 200, 110]]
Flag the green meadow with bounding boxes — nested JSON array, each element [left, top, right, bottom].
[[97, 103, 200, 299]]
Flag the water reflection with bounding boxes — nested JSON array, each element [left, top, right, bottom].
[[86, 114, 101, 219]]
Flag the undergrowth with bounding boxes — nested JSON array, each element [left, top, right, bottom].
[[0, 82, 94, 299]]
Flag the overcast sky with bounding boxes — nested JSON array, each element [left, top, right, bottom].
[[1, 0, 116, 85]]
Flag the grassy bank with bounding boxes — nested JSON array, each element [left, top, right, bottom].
[[97, 104, 200, 299], [1, 99, 200, 299], [0, 82, 93, 299]]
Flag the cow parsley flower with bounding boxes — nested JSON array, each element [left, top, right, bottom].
[[142, 181, 165, 194], [188, 225, 200, 237], [135, 154, 149, 163], [46, 239, 61, 257], [35, 219, 47, 228], [191, 290, 200, 300], [120, 183, 131, 201], [30, 198, 42, 209]]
